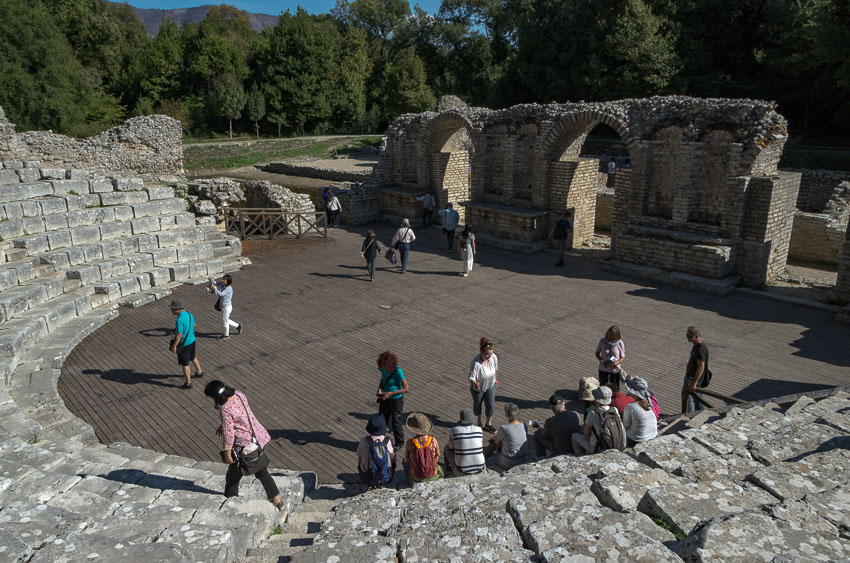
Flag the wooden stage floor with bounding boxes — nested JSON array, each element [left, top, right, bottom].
[[60, 224, 850, 483]]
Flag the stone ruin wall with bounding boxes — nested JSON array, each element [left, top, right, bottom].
[[0, 106, 183, 175], [376, 96, 802, 288]]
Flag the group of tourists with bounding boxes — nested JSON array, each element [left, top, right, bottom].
[[352, 325, 709, 488]]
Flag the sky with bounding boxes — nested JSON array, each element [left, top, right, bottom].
[[123, 0, 442, 16]]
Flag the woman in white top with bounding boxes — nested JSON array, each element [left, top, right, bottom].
[[209, 274, 241, 340], [327, 192, 341, 227], [469, 337, 499, 432], [391, 218, 416, 274], [457, 225, 476, 277], [622, 377, 658, 447]]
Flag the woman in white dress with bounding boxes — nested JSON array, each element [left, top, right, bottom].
[[457, 225, 476, 277]]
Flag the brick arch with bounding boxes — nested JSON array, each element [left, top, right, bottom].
[[421, 112, 476, 154], [540, 111, 634, 161]]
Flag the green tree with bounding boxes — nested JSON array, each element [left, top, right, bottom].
[[211, 74, 247, 138], [252, 9, 337, 134], [0, 0, 122, 136], [381, 47, 436, 117], [184, 5, 254, 94], [332, 27, 373, 129], [245, 83, 266, 139]]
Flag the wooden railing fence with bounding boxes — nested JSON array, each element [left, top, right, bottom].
[[224, 208, 327, 240]]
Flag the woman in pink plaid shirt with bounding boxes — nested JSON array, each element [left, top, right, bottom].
[[205, 380, 283, 508]]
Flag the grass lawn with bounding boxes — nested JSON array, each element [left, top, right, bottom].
[[183, 136, 382, 171]]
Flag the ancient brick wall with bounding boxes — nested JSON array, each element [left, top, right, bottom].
[[836, 222, 850, 300], [788, 212, 845, 264], [784, 168, 850, 212]]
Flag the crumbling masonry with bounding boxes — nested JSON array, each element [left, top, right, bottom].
[[370, 96, 803, 293]]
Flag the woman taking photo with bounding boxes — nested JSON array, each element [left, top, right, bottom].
[[457, 225, 476, 277], [469, 337, 499, 432], [595, 325, 625, 388], [204, 380, 283, 509], [376, 351, 409, 449], [209, 274, 241, 340]]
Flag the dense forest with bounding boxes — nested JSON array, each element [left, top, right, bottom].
[[1, 0, 848, 140]]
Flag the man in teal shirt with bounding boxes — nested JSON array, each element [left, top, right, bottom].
[[170, 300, 204, 389]]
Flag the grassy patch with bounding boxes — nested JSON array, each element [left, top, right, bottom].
[[651, 516, 685, 541], [271, 525, 282, 536], [183, 136, 381, 171]]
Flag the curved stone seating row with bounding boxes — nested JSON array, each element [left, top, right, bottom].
[[275, 393, 850, 562], [0, 160, 314, 562]]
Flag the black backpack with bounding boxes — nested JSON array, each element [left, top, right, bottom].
[[369, 437, 391, 486], [699, 368, 712, 388], [594, 408, 627, 452]]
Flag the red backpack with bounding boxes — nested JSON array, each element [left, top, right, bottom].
[[411, 436, 437, 479]]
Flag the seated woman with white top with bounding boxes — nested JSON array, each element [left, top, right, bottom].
[[622, 377, 658, 447]]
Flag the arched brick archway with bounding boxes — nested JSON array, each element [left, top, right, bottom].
[[419, 113, 475, 214], [539, 111, 636, 249]]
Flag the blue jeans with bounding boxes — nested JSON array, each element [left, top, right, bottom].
[[682, 375, 706, 413], [399, 242, 410, 271]]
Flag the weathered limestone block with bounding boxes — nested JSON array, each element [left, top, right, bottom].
[[747, 421, 845, 465], [678, 424, 751, 455], [292, 537, 398, 563], [46, 489, 121, 519], [89, 178, 113, 193], [156, 522, 235, 562], [32, 532, 191, 563], [804, 486, 850, 539], [677, 502, 849, 562], [112, 501, 196, 526], [191, 507, 263, 558], [0, 503, 91, 546], [314, 489, 402, 542], [631, 434, 715, 473], [592, 464, 683, 512], [526, 502, 677, 558], [113, 177, 145, 191], [194, 199, 218, 215], [674, 449, 765, 485], [0, 530, 33, 562], [748, 449, 849, 501], [637, 478, 778, 537], [51, 178, 89, 196]]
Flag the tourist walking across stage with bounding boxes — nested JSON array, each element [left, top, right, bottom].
[[391, 219, 416, 273], [327, 190, 342, 227], [209, 274, 241, 340], [204, 380, 284, 509], [437, 202, 460, 251], [360, 230, 382, 282], [682, 326, 709, 413], [416, 192, 435, 228], [469, 337, 499, 433], [596, 325, 626, 388], [457, 225, 476, 277], [548, 210, 573, 267], [376, 351, 409, 450], [169, 300, 204, 389]]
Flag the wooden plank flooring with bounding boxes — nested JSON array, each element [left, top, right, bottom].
[[60, 224, 850, 483]]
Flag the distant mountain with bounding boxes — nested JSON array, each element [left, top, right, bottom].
[[113, 3, 280, 36]]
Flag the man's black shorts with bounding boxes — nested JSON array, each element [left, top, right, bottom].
[[176, 341, 196, 366]]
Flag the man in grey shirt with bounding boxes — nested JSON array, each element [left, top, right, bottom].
[[484, 403, 530, 470]]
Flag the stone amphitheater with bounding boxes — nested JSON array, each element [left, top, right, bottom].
[[0, 104, 848, 562]]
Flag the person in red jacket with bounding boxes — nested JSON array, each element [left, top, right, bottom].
[[606, 382, 634, 415]]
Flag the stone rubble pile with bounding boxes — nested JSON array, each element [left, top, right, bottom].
[[190, 178, 245, 208], [0, 107, 183, 175], [287, 392, 850, 562], [244, 179, 315, 213]]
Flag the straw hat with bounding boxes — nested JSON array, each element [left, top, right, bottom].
[[405, 412, 433, 435], [578, 376, 600, 401]]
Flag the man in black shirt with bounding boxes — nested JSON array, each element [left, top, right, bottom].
[[532, 394, 582, 456], [682, 326, 709, 413]]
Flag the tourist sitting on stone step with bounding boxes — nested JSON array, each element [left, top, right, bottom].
[[622, 377, 658, 447], [204, 380, 284, 509], [532, 394, 582, 457], [444, 408, 485, 476], [572, 386, 613, 455], [403, 412, 444, 485], [484, 403, 531, 470], [607, 382, 634, 415], [357, 413, 395, 487], [577, 376, 600, 417]]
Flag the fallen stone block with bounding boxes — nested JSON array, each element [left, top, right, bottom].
[[631, 434, 714, 473], [157, 522, 234, 562], [748, 449, 849, 501], [292, 537, 398, 563], [637, 477, 779, 538], [31, 532, 191, 563], [526, 502, 677, 557], [677, 502, 849, 561]]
